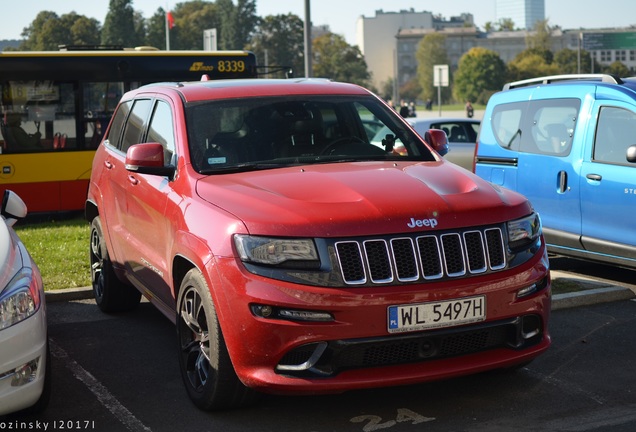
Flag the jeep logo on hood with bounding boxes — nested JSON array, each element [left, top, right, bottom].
[[407, 217, 438, 229]]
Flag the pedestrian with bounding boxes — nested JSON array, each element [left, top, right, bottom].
[[408, 101, 416, 117], [465, 101, 474, 118], [399, 100, 410, 118]]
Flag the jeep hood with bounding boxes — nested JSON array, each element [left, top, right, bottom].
[[195, 161, 532, 237]]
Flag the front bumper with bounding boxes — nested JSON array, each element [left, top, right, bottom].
[[0, 304, 48, 416], [209, 246, 551, 395]]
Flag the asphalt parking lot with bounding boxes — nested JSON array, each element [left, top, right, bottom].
[[5, 257, 634, 431], [9, 288, 636, 432]]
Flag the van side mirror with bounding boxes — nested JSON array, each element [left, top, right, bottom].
[[626, 145, 636, 163]]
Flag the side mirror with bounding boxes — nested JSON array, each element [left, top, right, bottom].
[[424, 129, 449, 157], [626, 145, 636, 163], [125, 143, 175, 177], [1, 190, 27, 226]]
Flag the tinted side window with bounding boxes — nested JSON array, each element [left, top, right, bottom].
[[523, 99, 579, 156], [121, 99, 152, 153], [430, 122, 479, 143], [491, 102, 524, 151], [104, 100, 132, 150], [594, 107, 636, 165], [147, 100, 176, 166]]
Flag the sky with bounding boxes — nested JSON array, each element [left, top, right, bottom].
[[1, 0, 635, 44]]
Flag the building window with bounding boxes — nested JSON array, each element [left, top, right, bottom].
[[600, 50, 612, 62]]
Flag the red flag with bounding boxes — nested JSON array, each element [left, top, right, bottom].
[[166, 11, 175, 29]]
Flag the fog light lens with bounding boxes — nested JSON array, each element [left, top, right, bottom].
[[251, 304, 334, 322], [278, 309, 333, 321], [517, 283, 538, 298], [11, 358, 39, 387]]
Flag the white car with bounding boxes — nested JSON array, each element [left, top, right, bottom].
[[406, 117, 481, 171], [0, 190, 50, 416]]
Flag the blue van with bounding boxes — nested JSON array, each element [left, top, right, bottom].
[[475, 74, 636, 268]]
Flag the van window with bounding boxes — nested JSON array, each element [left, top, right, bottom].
[[491, 102, 523, 151], [524, 99, 579, 156], [593, 107, 636, 165], [492, 98, 580, 156]]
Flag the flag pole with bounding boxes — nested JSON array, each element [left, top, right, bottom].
[[165, 9, 171, 51]]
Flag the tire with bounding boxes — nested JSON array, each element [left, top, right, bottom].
[[176, 269, 259, 411], [89, 216, 141, 313]]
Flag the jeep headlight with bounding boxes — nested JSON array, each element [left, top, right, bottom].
[[0, 268, 41, 330], [234, 235, 319, 268], [507, 213, 542, 250]]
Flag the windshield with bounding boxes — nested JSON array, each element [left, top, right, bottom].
[[186, 95, 435, 173]]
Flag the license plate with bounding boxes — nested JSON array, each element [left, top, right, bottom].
[[387, 296, 486, 333]]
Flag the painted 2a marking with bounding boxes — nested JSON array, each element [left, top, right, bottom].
[[350, 408, 435, 431]]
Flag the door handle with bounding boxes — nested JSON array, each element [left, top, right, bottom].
[[557, 171, 568, 193], [586, 173, 602, 181], [104, 161, 113, 169], [128, 175, 139, 186]]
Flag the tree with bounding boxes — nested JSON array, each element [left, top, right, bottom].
[[101, 0, 143, 47], [603, 61, 630, 77], [379, 78, 395, 102], [526, 19, 552, 52], [217, 0, 258, 50], [507, 51, 560, 82], [67, 15, 102, 46], [498, 18, 515, 31], [247, 14, 305, 78], [145, 8, 168, 49], [453, 47, 506, 105], [554, 48, 595, 74], [167, 1, 221, 50], [399, 78, 421, 103], [20, 11, 101, 50], [312, 33, 371, 87], [416, 33, 451, 103]]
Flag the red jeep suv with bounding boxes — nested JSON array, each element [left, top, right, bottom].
[[86, 78, 551, 410]]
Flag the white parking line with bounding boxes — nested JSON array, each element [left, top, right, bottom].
[[50, 339, 152, 432]]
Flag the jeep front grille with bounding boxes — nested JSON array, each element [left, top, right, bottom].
[[335, 227, 505, 285]]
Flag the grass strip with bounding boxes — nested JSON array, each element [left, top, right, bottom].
[[14, 216, 90, 291]]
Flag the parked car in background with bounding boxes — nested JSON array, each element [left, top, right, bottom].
[[372, 118, 480, 170], [407, 118, 480, 170], [474, 74, 636, 269], [87, 77, 550, 411], [0, 190, 50, 416]]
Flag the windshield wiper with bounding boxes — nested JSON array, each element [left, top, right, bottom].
[[199, 162, 286, 175]]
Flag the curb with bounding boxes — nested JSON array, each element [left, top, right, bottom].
[[45, 286, 94, 303], [44, 281, 636, 310], [552, 286, 635, 310]]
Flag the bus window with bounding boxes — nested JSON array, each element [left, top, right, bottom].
[[84, 82, 127, 148], [0, 49, 258, 212]]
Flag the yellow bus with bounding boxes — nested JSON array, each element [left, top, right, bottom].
[[0, 47, 258, 212]]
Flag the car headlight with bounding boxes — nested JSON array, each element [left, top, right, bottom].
[[507, 213, 542, 250], [0, 268, 41, 330], [234, 235, 320, 268]]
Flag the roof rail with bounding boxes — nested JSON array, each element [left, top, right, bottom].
[[503, 74, 623, 90]]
